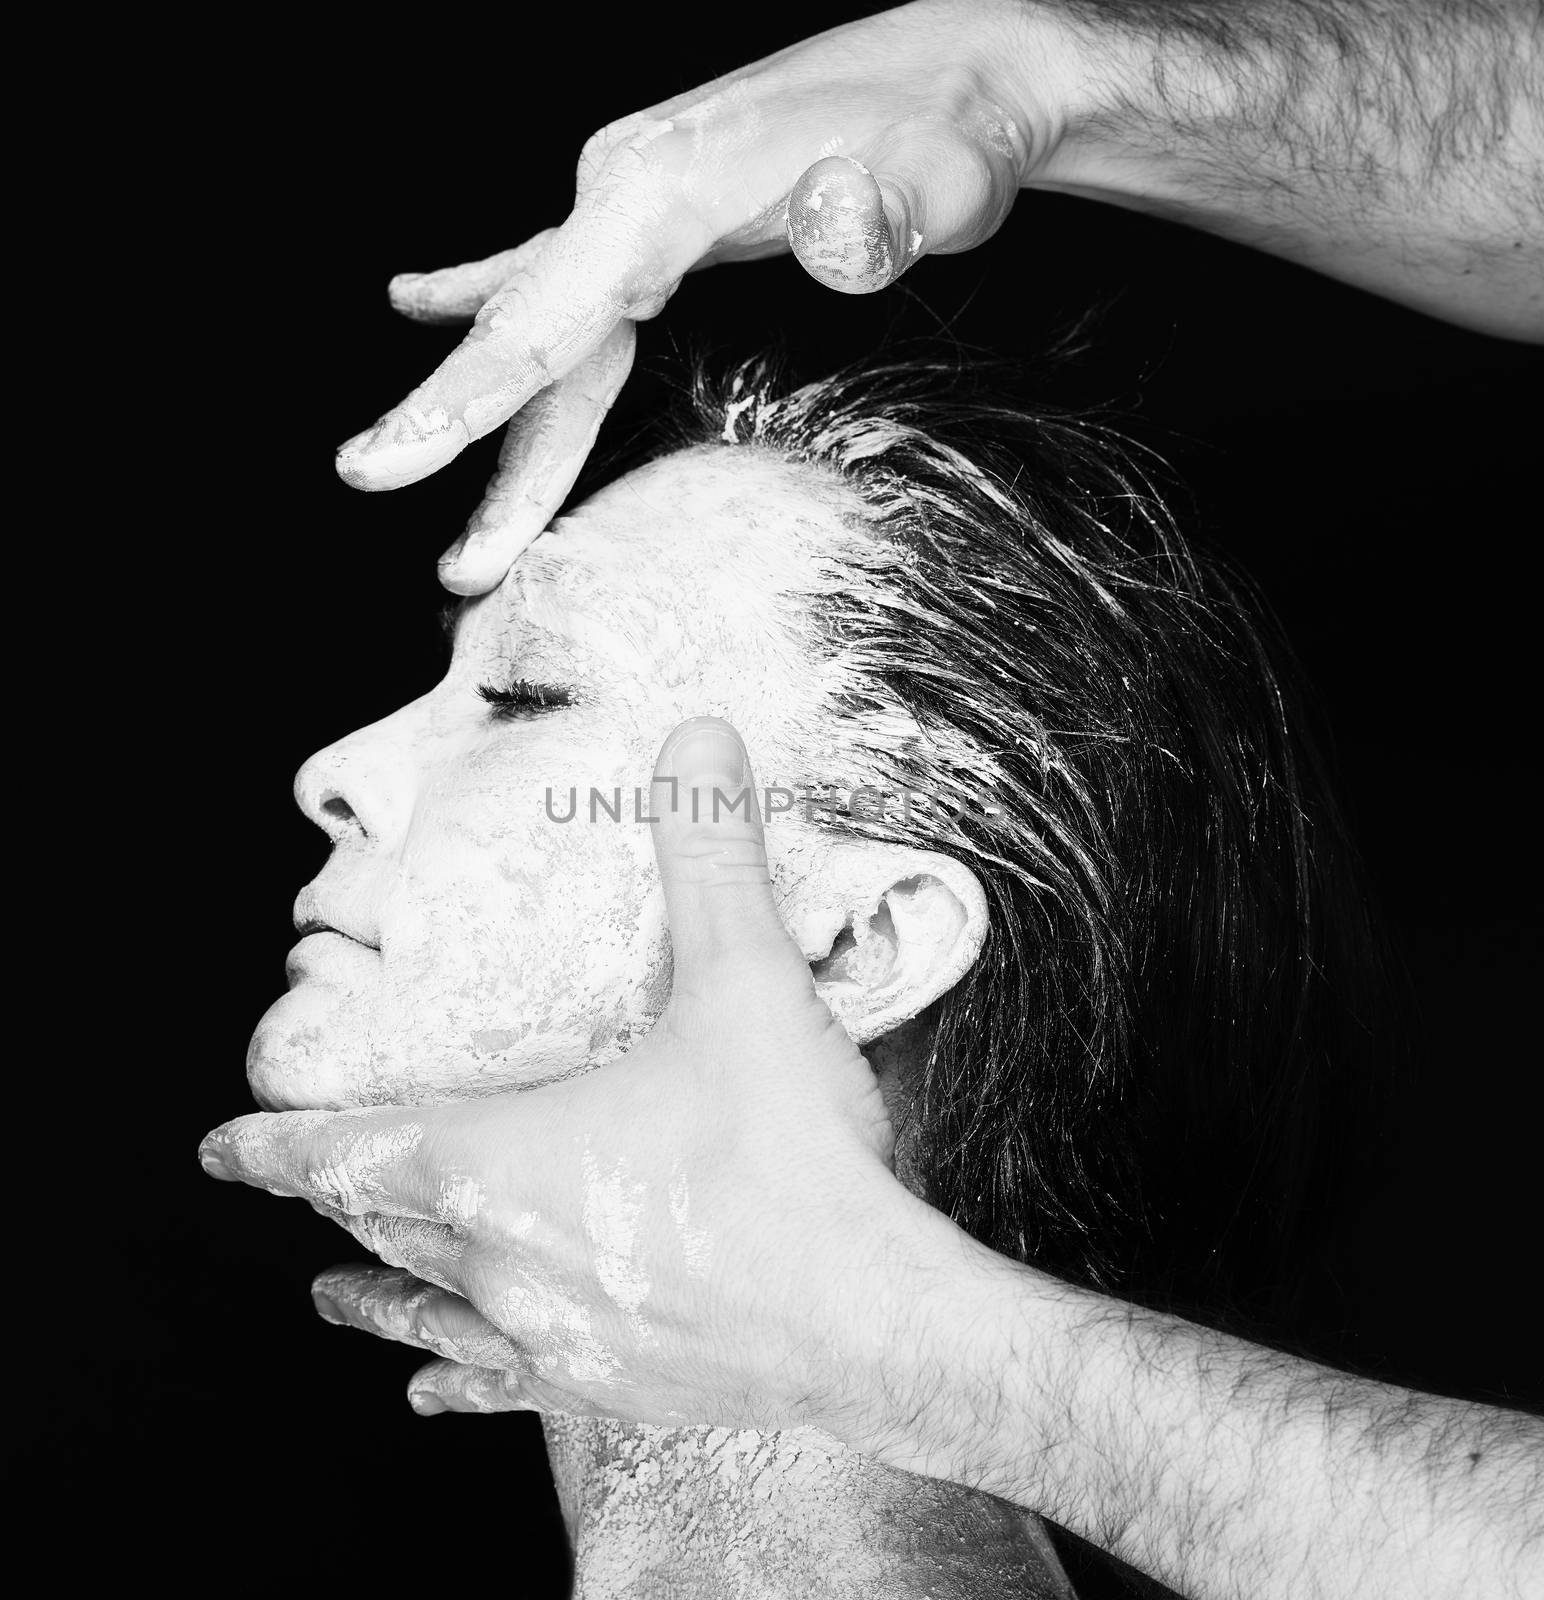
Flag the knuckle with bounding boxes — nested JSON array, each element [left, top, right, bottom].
[[665, 826, 772, 894], [580, 114, 686, 188], [471, 277, 534, 337], [298, 1115, 423, 1214], [922, 63, 997, 123], [488, 1370, 534, 1410], [395, 1276, 446, 1337], [302, 1156, 350, 1209], [576, 122, 626, 185], [348, 1212, 415, 1269], [621, 273, 680, 323], [301, 1143, 366, 1212], [460, 1366, 521, 1412], [458, 1250, 509, 1314], [410, 1317, 461, 1361]]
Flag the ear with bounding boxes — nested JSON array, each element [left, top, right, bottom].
[[787, 842, 989, 1046]]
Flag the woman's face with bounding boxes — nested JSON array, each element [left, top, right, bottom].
[[248, 446, 864, 1111]]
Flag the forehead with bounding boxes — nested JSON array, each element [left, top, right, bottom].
[[450, 444, 864, 684]]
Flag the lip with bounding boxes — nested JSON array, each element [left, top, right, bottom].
[[294, 917, 378, 948], [286, 929, 381, 985], [292, 882, 383, 952]]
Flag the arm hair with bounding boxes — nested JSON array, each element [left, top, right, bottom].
[[886, 1237, 1544, 1600], [1019, 0, 1544, 336]]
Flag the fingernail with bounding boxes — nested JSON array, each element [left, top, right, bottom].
[[197, 1142, 232, 1180], [435, 535, 468, 570], [311, 1291, 346, 1326], [666, 720, 746, 788], [336, 418, 380, 454], [334, 413, 471, 491], [409, 1390, 447, 1416], [436, 536, 507, 599]]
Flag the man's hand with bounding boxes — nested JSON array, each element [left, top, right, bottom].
[[337, 0, 1541, 592], [201, 716, 1544, 1600], [333, 0, 1058, 591], [200, 716, 969, 1443]]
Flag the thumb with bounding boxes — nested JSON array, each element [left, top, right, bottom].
[[649, 717, 800, 988], [785, 125, 1021, 295]]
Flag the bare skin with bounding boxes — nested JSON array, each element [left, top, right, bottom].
[[205, 6, 1544, 1593], [203, 715, 1544, 1600], [228, 451, 1082, 1599], [334, 0, 1542, 593]]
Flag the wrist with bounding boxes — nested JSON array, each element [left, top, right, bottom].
[[957, 0, 1083, 181], [980, 1, 1139, 187], [994, 3, 1206, 197], [885, 0, 1077, 182], [826, 1186, 1071, 1501]]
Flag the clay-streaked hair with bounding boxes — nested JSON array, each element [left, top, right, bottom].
[[675, 356, 1391, 1335]]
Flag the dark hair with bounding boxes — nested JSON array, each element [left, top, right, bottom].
[[673, 355, 1392, 1336]]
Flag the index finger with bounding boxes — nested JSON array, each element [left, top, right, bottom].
[[436, 318, 636, 596], [335, 189, 710, 493], [198, 1107, 447, 1221]]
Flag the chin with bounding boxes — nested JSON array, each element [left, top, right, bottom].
[[247, 980, 620, 1111], [246, 984, 376, 1110]]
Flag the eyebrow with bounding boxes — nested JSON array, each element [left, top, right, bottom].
[[434, 562, 598, 661]]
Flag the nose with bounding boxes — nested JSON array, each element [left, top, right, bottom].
[[293, 712, 420, 849]]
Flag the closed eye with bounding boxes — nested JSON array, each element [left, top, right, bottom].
[[477, 678, 574, 720]]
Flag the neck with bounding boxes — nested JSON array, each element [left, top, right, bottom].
[[542, 1026, 1074, 1597], [543, 1416, 1076, 1600]]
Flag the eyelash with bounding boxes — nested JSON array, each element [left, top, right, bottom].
[[476, 677, 574, 721]]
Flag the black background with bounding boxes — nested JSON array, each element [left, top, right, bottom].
[[25, 7, 1540, 1592]]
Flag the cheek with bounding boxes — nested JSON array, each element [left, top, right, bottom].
[[365, 729, 672, 1090]]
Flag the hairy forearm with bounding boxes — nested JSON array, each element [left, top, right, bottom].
[[1016, 0, 1544, 338], [883, 1230, 1544, 1600]]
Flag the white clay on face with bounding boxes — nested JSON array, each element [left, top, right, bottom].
[[252, 439, 1060, 1600], [248, 444, 943, 1115]]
